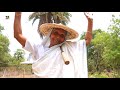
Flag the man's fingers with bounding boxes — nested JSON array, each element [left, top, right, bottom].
[[84, 12, 93, 19]]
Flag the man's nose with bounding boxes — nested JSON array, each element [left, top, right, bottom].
[[56, 36, 59, 39]]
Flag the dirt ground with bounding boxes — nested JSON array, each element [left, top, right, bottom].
[[0, 66, 37, 78]]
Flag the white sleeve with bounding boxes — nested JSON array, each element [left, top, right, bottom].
[[77, 39, 88, 78], [23, 39, 37, 58], [67, 39, 88, 78]]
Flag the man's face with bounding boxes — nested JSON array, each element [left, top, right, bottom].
[[50, 28, 67, 47]]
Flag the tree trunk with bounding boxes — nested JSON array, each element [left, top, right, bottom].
[[37, 12, 53, 39]]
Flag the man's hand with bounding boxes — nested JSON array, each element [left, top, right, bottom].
[[84, 12, 93, 20], [15, 12, 21, 16], [15, 12, 21, 15]]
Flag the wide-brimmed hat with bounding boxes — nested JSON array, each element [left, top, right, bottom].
[[39, 23, 79, 40]]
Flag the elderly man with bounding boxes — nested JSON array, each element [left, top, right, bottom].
[[14, 12, 93, 78]]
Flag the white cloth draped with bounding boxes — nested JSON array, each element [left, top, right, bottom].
[[23, 32, 88, 78]]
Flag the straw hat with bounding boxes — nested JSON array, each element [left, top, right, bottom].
[[39, 23, 79, 40]]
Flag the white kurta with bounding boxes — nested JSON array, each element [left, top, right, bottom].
[[23, 38, 88, 78]]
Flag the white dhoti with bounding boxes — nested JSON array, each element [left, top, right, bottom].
[[23, 33, 88, 78]]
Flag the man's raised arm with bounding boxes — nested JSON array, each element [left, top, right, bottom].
[[84, 12, 93, 46], [14, 12, 26, 47]]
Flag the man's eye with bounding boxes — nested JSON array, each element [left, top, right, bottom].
[[54, 32, 58, 35], [60, 34, 65, 37]]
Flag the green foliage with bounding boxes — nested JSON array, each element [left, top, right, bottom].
[[0, 24, 15, 67], [0, 24, 25, 67], [87, 30, 109, 72], [102, 15, 120, 70], [14, 49, 25, 61], [87, 14, 120, 77], [0, 34, 10, 53], [80, 32, 85, 40], [0, 26, 10, 66], [29, 12, 72, 25], [0, 24, 4, 33], [11, 49, 25, 66], [89, 72, 109, 78]]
